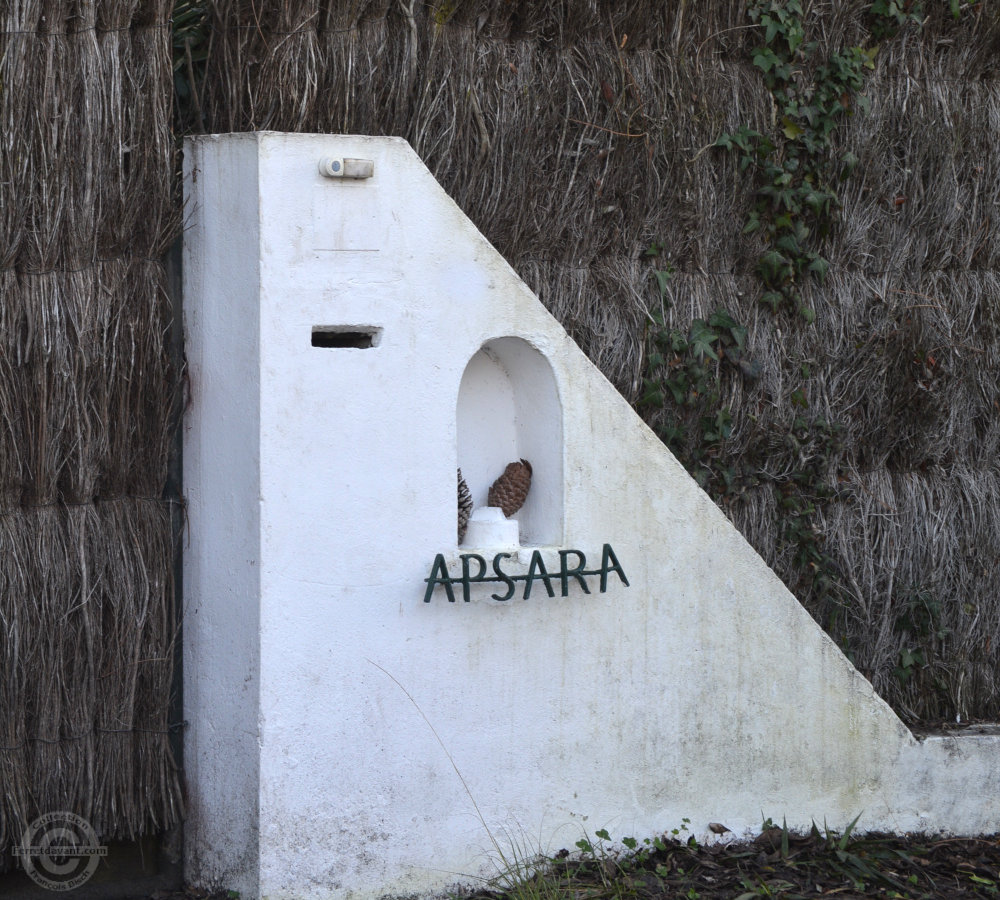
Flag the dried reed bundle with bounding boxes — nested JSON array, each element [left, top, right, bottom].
[[0, 500, 181, 867], [0, 6, 176, 271], [0, 0, 179, 868], [0, 260, 174, 508], [731, 465, 1000, 720]]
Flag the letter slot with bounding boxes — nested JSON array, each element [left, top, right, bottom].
[[311, 326, 382, 349]]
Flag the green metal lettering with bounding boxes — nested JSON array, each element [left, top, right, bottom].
[[460, 553, 487, 602], [558, 550, 590, 596], [524, 550, 555, 599], [424, 554, 456, 602], [599, 544, 629, 591], [491, 553, 516, 602]]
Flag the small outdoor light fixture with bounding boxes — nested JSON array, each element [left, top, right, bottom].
[[318, 157, 374, 179]]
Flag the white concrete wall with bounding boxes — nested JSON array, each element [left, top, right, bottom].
[[182, 136, 263, 897], [183, 133, 1000, 900]]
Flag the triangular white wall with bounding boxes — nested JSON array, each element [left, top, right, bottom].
[[183, 133, 1000, 900]]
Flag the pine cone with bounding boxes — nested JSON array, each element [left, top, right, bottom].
[[488, 459, 532, 517], [457, 468, 473, 543]]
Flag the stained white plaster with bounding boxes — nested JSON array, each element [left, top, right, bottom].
[[183, 133, 1000, 900]]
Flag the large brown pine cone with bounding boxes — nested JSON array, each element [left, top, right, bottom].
[[488, 459, 532, 517]]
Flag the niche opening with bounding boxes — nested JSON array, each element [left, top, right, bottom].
[[457, 338, 562, 547]]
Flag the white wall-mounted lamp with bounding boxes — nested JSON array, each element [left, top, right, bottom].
[[318, 157, 374, 179]]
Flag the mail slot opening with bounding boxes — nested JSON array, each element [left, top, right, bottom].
[[311, 327, 382, 349]]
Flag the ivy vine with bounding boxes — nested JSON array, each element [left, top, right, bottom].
[[639, 297, 754, 499], [715, 0, 880, 323], [641, 0, 942, 653]]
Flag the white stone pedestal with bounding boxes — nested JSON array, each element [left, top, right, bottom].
[[463, 507, 519, 549]]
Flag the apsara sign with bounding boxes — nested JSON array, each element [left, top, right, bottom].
[[424, 544, 629, 603]]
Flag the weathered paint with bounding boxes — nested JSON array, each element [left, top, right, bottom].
[[182, 133, 1000, 900]]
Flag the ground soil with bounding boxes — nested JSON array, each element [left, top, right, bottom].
[[151, 831, 1000, 899], [464, 830, 1000, 900]]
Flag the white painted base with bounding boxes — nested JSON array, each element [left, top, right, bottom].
[[463, 507, 519, 549], [183, 133, 1000, 900]]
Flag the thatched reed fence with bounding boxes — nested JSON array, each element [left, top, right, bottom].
[[1, 0, 999, 869], [0, 0, 182, 871]]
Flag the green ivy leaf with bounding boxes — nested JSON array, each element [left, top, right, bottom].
[[803, 191, 827, 216], [760, 290, 783, 311], [738, 357, 763, 380], [786, 24, 804, 54], [808, 256, 830, 283], [715, 408, 734, 440], [776, 232, 801, 255], [763, 15, 779, 43], [757, 250, 790, 285], [666, 380, 686, 405], [653, 268, 673, 299], [707, 308, 739, 331], [640, 386, 664, 407], [689, 319, 720, 361], [752, 47, 779, 73]]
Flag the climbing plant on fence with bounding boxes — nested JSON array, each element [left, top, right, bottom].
[[641, 0, 957, 665]]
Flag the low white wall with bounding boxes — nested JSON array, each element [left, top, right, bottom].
[[183, 133, 1000, 900]]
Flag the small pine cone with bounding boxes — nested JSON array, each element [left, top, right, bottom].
[[488, 459, 532, 517], [457, 468, 473, 543]]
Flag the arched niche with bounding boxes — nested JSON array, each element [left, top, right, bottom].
[[456, 337, 563, 547]]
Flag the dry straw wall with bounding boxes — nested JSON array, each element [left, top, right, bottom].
[[0, 0, 181, 868], [1, 0, 999, 864]]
